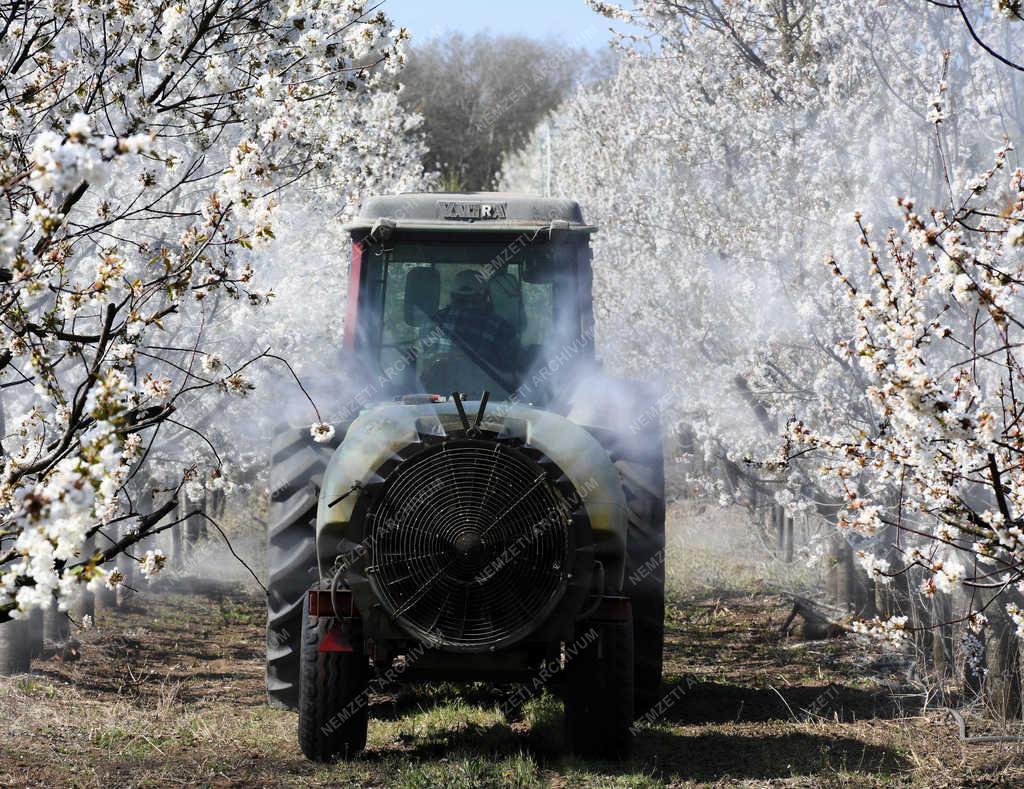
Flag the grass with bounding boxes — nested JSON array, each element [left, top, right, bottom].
[[1, 501, 1023, 786]]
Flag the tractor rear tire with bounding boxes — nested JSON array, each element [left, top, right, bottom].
[[266, 426, 341, 710], [582, 393, 667, 714], [564, 611, 635, 761], [297, 596, 369, 762], [618, 445, 666, 713]]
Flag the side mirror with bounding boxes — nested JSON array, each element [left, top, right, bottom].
[[404, 267, 440, 326]]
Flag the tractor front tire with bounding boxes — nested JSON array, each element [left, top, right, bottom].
[[564, 609, 635, 761], [266, 426, 340, 710], [297, 596, 369, 762]]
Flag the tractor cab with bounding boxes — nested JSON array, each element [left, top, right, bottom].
[[342, 194, 597, 402]]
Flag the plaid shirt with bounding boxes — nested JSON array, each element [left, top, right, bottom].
[[421, 302, 517, 365]]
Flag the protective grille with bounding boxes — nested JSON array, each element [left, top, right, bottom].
[[365, 440, 571, 650]]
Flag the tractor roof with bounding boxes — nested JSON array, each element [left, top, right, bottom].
[[343, 192, 597, 235]]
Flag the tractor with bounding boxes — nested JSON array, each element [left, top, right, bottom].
[[265, 193, 666, 761]]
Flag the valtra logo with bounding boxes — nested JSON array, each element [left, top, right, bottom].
[[437, 200, 508, 220]]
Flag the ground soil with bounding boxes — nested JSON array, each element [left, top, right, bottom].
[[3, 574, 1023, 787]]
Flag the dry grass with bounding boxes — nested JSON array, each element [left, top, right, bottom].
[[664, 500, 823, 604], [1, 502, 1023, 786]]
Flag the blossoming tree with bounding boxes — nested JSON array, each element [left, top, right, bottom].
[[508, 0, 1024, 702], [0, 0, 427, 621]]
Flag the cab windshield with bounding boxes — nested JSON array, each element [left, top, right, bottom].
[[366, 237, 581, 400]]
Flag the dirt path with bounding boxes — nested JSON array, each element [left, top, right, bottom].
[[1, 579, 1022, 787]]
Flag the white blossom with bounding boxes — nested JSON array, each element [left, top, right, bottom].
[[310, 423, 336, 444], [139, 550, 167, 581]]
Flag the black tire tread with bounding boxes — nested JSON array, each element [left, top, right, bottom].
[[298, 597, 369, 761], [269, 445, 334, 502], [589, 392, 666, 712], [564, 614, 635, 760], [269, 486, 319, 541], [266, 425, 346, 710], [619, 449, 667, 712]]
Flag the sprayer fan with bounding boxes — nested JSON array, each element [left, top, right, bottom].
[[365, 439, 572, 651]]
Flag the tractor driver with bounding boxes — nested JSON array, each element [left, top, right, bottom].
[[420, 268, 519, 383]]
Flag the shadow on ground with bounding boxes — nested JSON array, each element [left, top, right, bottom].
[[357, 680, 908, 783], [633, 728, 904, 782], [646, 679, 909, 724]]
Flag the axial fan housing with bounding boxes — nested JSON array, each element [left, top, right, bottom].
[[347, 435, 589, 651]]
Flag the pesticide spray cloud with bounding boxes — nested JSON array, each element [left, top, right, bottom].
[[499, 1, 1024, 612]]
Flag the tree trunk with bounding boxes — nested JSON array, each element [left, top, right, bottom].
[[825, 534, 843, 607], [185, 493, 208, 550], [43, 604, 70, 650], [0, 400, 24, 675], [27, 607, 43, 659], [93, 574, 116, 612], [172, 498, 184, 564], [852, 563, 876, 619], [775, 505, 785, 555], [835, 542, 854, 611], [209, 488, 226, 519], [838, 548, 853, 611], [762, 500, 776, 558], [928, 593, 954, 680], [984, 596, 1023, 719], [114, 518, 138, 607], [0, 617, 31, 675], [70, 588, 95, 627], [115, 529, 134, 607], [963, 623, 987, 701], [86, 535, 115, 613]]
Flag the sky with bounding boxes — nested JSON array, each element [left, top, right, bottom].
[[380, 0, 638, 51]]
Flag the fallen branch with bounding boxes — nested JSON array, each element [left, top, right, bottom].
[[940, 707, 1024, 744]]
